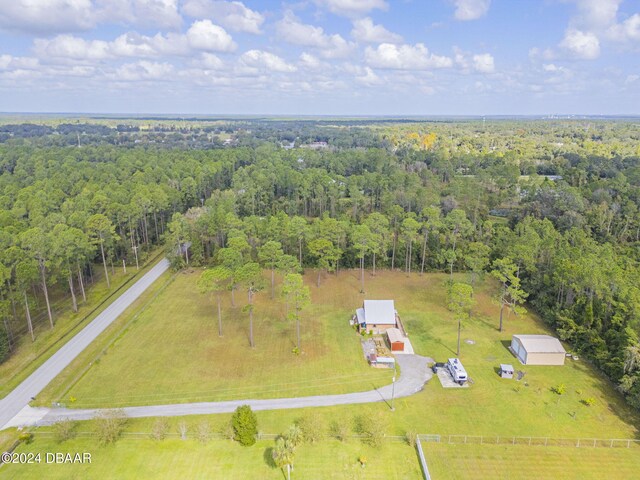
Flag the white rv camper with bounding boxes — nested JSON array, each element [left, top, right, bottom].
[[447, 358, 468, 385]]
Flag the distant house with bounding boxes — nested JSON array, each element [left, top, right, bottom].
[[355, 300, 398, 334], [510, 335, 566, 365], [386, 328, 406, 352]]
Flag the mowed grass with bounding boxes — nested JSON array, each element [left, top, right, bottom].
[[0, 250, 162, 399], [38, 268, 640, 440], [423, 443, 640, 479], [3, 437, 422, 480], [52, 268, 392, 407]]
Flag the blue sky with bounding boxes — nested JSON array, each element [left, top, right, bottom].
[[0, 0, 639, 115]]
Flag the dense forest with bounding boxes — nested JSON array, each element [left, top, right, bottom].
[[1, 118, 640, 410]]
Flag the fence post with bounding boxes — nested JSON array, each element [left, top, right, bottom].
[[577, 438, 580, 448], [480, 436, 483, 445]]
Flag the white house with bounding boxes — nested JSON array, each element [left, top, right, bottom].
[[355, 300, 398, 334]]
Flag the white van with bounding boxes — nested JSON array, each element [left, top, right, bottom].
[[447, 358, 468, 385]]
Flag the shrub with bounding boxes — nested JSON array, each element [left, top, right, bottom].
[[330, 420, 350, 442], [196, 421, 211, 444], [231, 405, 258, 446], [94, 409, 127, 445], [354, 414, 387, 448], [151, 418, 169, 440], [18, 432, 33, 444], [296, 413, 325, 444], [581, 397, 596, 407], [53, 419, 78, 443], [405, 430, 417, 447], [551, 384, 566, 395]]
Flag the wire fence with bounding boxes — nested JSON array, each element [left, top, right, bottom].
[[418, 434, 640, 449]]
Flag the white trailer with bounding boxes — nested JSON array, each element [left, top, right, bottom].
[[447, 358, 468, 385]]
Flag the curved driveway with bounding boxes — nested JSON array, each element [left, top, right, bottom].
[[0, 259, 170, 430], [38, 354, 433, 424]]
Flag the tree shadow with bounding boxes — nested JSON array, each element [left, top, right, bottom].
[[263, 447, 277, 469]]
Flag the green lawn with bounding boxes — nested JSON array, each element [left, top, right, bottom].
[[0, 249, 162, 399], [423, 442, 640, 479], [2, 436, 422, 480], [36, 268, 640, 443]]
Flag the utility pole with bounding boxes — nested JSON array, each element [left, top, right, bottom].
[[391, 362, 397, 411]]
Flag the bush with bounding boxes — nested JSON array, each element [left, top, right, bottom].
[[296, 413, 325, 444], [18, 432, 33, 444], [94, 409, 127, 445], [196, 421, 211, 444], [354, 414, 387, 448], [551, 384, 566, 395], [330, 420, 350, 442], [231, 405, 258, 446], [151, 418, 169, 440], [53, 419, 77, 443], [581, 397, 596, 407], [405, 430, 417, 447]]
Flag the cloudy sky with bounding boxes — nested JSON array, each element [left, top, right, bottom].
[[0, 0, 639, 115]]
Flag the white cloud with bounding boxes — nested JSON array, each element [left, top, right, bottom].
[[560, 28, 600, 59], [0, 0, 95, 34], [571, 0, 621, 31], [113, 60, 174, 81], [33, 35, 111, 61], [472, 53, 494, 73], [625, 74, 639, 84], [127, 0, 182, 29], [453, 0, 491, 21], [276, 11, 355, 59], [239, 50, 296, 73], [351, 17, 402, 43], [314, 0, 387, 17], [182, 0, 264, 34], [355, 66, 382, 86], [0, 55, 40, 71], [186, 20, 237, 52], [607, 14, 640, 42], [198, 52, 225, 69], [365, 43, 453, 70], [299, 53, 327, 70]]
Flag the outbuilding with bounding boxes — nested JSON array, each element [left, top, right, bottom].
[[499, 364, 514, 379], [386, 328, 405, 352], [510, 335, 566, 366]]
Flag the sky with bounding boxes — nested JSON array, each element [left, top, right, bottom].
[[0, 0, 639, 115]]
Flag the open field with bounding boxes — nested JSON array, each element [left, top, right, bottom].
[[2, 436, 422, 480], [34, 268, 640, 441], [0, 249, 162, 399], [423, 442, 640, 479]]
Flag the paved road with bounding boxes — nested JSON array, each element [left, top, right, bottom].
[[36, 354, 433, 425], [0, 259, 170, 430]]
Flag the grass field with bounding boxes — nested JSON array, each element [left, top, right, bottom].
[[21, 267, 640, 478], [0, 249, 162, 399], [38, 269, 395, 408], [2, 436, 422, 480], [423, 442, 640, 479]]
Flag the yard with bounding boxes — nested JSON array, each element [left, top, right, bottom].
[[2, 436, 422, 480], [423, 442, 640, 479]]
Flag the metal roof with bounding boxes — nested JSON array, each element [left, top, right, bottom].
[[386, 327, 405, 344], [362, 300, 396, 325], [513, 335, 566, 354]]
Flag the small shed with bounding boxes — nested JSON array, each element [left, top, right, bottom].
[[386, 328, 405, 352], [368, 354, 395, 369], [511, 335, 566, 365], [499, 364, 514, 379]]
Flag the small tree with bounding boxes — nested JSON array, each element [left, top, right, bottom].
[[236, 263, 265, 348], [273, 436, 295, 480], [52, 418, 77, 443], [282, 273, 311, 352], [296, 412, 325, 444], [447, 282, 476, 356], [197, 265, 232, 336], [491, 258, 528, 332], [231, 405, 258, 446], [94, 409, 127, 445], [196, 421, 211, 443], [355, 414, 387, 448], [151, 418, 169, 440], [258, 241, 285, 298], [177, 421, 188, 440]]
